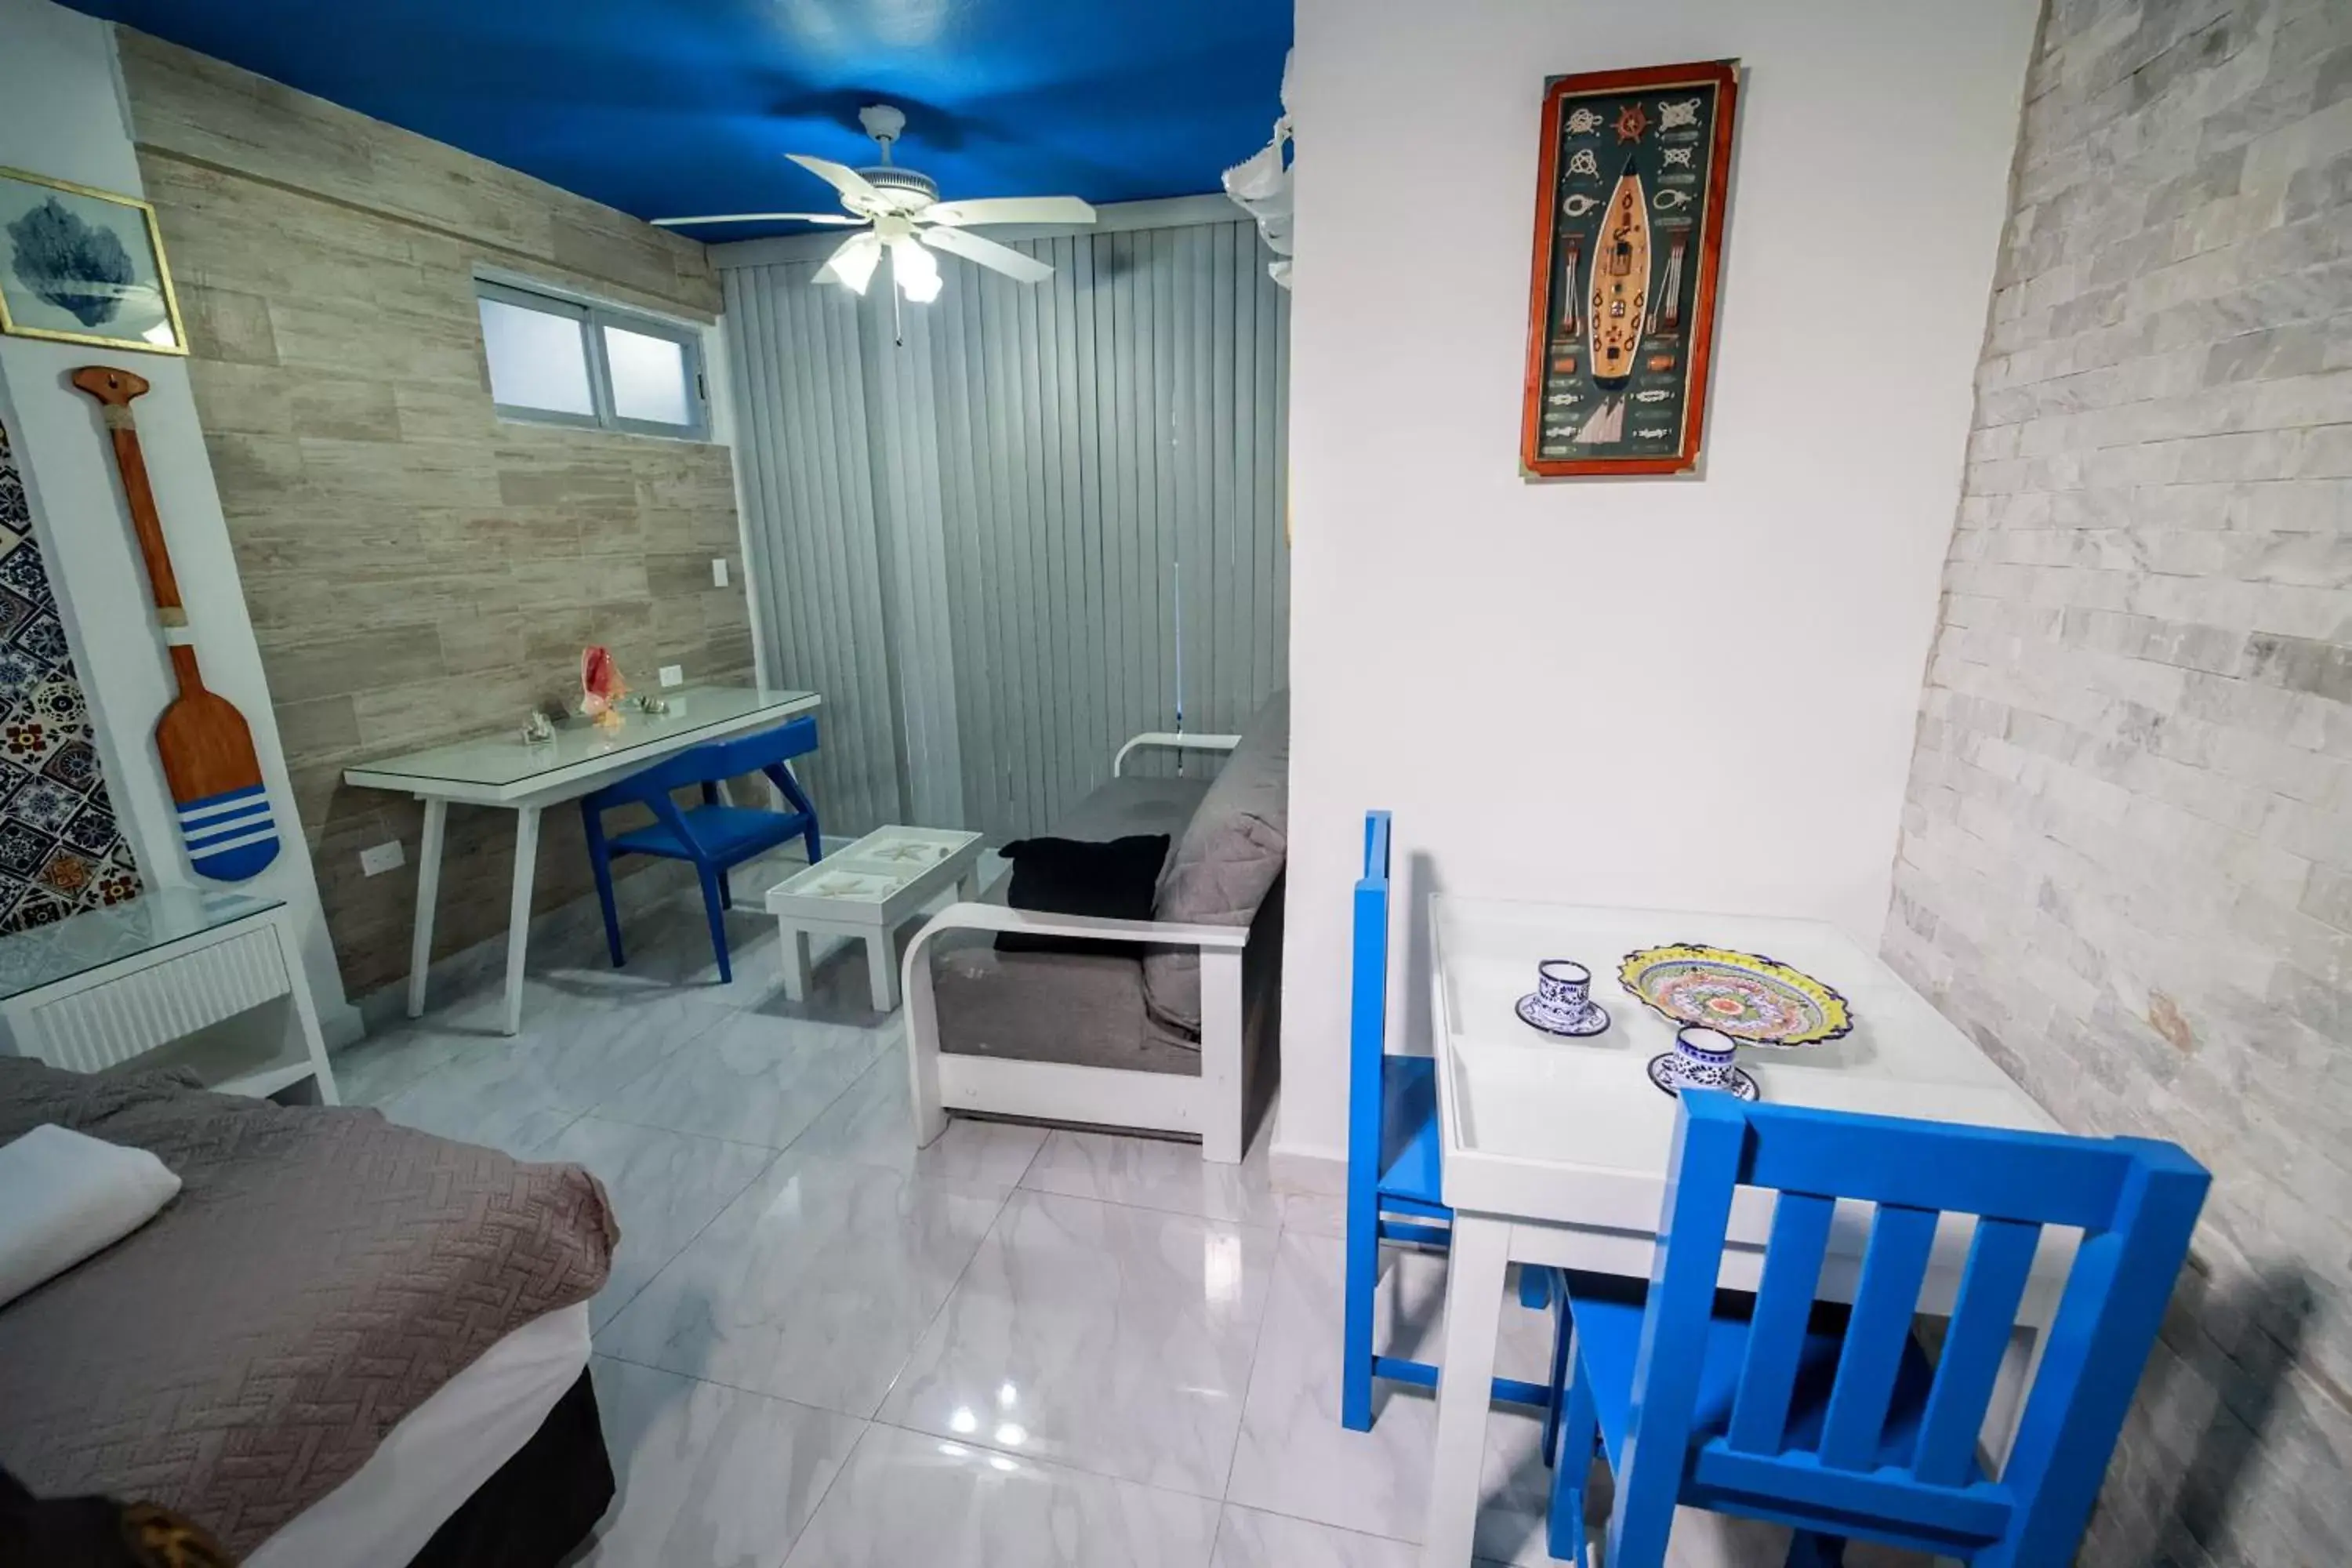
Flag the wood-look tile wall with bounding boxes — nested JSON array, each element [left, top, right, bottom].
[[114, 30, 754, 999]]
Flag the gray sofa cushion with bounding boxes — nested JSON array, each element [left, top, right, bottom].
[[933, 942, 1201, 1076], [934, 772, 1210, 1076], [1142, 691, 1290, 1034], [1048, 775, 1210, 846]]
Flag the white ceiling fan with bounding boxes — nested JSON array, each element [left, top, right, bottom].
[[654, 104, 1097, 303]]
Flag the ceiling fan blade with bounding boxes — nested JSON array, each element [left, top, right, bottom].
[[923, 195, 1098, 227], [815, 230, 884, 294], [887, 234, 943, 303], [786, 153, 882, 206], [920, 224, 1054, 284], [651, 212, 866, 227]]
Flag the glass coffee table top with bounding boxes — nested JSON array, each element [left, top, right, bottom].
[[768, 826, 983, 911]]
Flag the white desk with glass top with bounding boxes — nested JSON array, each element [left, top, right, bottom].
[[344, 685, 820, 1034]]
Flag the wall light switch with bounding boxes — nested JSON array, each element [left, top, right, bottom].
[[711, 557, 730, 588], [659, 664, 684, 688], [360, 840, 405, 877]]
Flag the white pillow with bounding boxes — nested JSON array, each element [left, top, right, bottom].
[[0, 1123, 181, 1310]]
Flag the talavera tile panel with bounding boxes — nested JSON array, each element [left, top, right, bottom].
[[115, 31, 752, 1000]]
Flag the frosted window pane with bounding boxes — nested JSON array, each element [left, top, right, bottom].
[[604, 325, 692, 426], [478, 296, 593, 415]]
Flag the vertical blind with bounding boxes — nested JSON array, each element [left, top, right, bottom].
[[724, 216, 1290, 840]]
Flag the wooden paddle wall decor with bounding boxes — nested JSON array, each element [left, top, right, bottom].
[[71, 365, 281, 880]]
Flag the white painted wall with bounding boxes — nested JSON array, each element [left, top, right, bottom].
[[1276, 0, 2039, 1167], [0, 0, 355, 1040]]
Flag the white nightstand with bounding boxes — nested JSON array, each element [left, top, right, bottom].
[[0, 888, 337, 1102]]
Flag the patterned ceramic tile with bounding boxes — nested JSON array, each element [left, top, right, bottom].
[[0, 419, 140, 931]]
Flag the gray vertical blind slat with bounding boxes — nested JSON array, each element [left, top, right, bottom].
[[721, 216, 1287, 841]]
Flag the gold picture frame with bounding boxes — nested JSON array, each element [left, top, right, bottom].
[[0, 166, 188, 356]]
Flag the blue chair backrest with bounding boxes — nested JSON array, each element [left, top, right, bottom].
[[586, 715, 818, 812], [1628, 1093, 2209, 1563], [1345, 811, 1393, 1174]]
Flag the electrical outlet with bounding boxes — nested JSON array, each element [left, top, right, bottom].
[[359, 840, 405, 877], [659, 664, 684, 688], [711, 557, 730, 588]]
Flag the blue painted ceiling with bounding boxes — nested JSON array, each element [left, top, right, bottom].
[[64, 0, 1290, 238]]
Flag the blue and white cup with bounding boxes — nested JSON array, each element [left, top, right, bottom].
[[1671, 1025, 1739, 1089], [1537, 960, 1595, 1017]]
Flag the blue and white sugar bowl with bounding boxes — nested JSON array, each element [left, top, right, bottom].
[[1646, 1024, 1762, 1101], [1515, 958, 1610, 1038]]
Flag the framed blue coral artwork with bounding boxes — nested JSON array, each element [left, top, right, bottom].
[[0, 166, 187, 355], [0, 417, 143, 931]]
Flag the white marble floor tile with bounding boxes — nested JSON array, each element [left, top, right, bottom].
[[789, 1050, 1048, 1189], [1277, 1189, 1349, 1240], [1018, 1124, 1284, 1229], [374, 983, 724, 1151], [582, 1356, 866, 1568], [1224, 1230, 1561, 1558], [592, 1007, 889, 1149], [1210, 1505, 1423, 1568], [780, 1421, 1221, 1568], [328, 1025, 474, 1106], [368, 1044, 589, 1157], [597, 1152, 1011, 1416], [877, 1191, 1279, 1498], [560, 895, 790, 1000], [529, 1116, 775, 1329]]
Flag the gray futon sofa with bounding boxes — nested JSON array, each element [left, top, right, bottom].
[[900, 691, 1288, 1162]]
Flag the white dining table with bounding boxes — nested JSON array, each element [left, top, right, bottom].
[[343, 684, 819, 1034], [1418, 895, 2076, 1568]]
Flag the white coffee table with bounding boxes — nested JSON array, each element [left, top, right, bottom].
[[766, 826, 985, 1011]]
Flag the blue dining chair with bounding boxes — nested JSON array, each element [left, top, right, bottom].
[[1343, 810, 1572, 1446], [580, 715, 822, 984], [1547, 1092, 2210, 1568]]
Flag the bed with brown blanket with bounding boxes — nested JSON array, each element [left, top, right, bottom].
[[0, 1057, 619, 1566]]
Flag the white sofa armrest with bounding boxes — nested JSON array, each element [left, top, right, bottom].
[[905, 900, 1249, 953], [900, 901, 1253, 1163], [1112, 731, 1241, 778]]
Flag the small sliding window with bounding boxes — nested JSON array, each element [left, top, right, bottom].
[[474, 279, 709, 440]]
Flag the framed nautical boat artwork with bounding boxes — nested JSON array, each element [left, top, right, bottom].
[[1520, 60, 1738, 477]]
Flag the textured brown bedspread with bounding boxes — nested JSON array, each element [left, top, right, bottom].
[[0, 1058, 616, 1556]]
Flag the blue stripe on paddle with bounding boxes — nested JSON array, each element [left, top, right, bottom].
[[178, 782, 269, 818], [176, 783, 280, 881], [186, 831, 281, 880], [182, 806, 273, 848]]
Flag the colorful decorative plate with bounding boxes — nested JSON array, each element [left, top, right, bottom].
[[1617, 945, 1853, 1047]]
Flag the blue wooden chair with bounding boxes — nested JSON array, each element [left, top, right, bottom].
[[1343, 810, 1572, 1446], [1547, 1092, 2210, 1568], [580, 716, 822, 984]]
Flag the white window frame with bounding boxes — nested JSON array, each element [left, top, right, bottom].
[[474, 277, 710, 441]]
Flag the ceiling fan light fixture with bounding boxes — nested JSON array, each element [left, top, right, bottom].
[[889, 234, 943, 303], [815, 230, 883, 295], [653, 104, 1096, 300]]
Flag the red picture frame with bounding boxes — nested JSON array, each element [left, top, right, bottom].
[[1520, 60, 1740, 478]]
